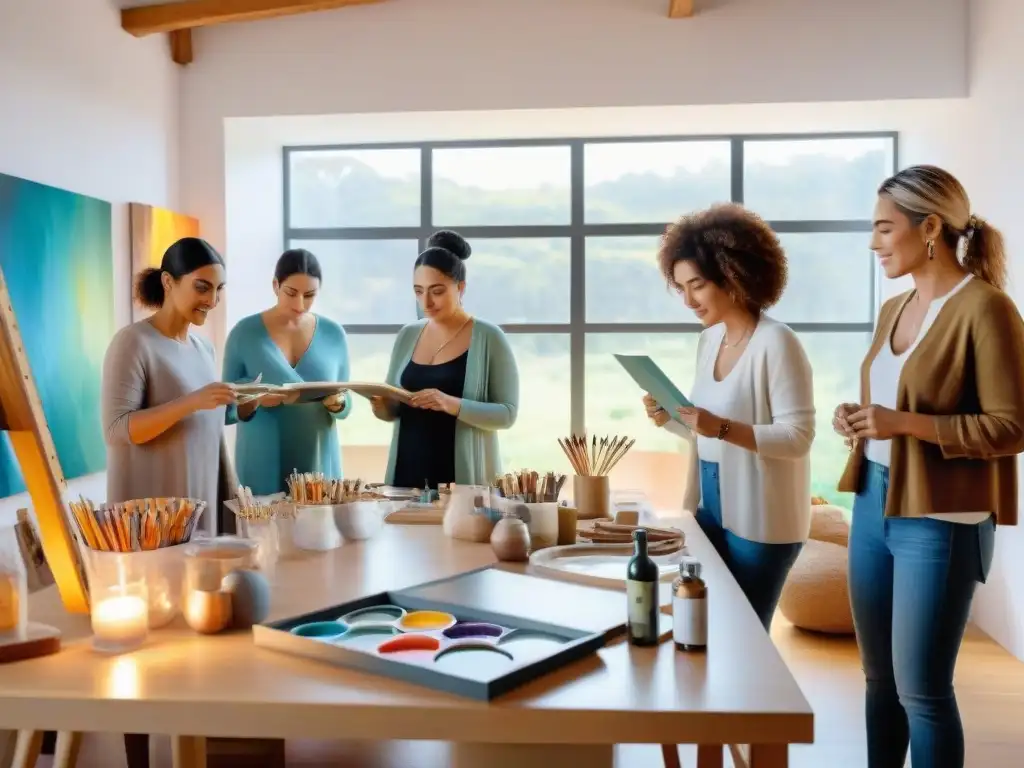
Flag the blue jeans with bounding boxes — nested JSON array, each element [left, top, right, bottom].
[[695, 460, 803, 631], [849, 460, 996, 768]]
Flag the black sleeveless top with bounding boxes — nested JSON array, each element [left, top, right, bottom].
[[392, 351, 469, 490]]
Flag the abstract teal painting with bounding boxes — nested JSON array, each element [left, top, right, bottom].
[[0, 172, 114, 497]]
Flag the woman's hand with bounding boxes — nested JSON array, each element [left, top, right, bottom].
[[675, 406, 723, 438], [322, 392, 346, 413], [832, 403, 858, 437], [643, 393, 670, 427], [370, 395, 390, 418], [257, 392, 292, 408], [187, 382, 237, 412], [848, 404, 904, 441], [409, 388, 461, 416]]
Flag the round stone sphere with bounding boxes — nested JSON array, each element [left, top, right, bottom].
[[222, 568, 271, 629]]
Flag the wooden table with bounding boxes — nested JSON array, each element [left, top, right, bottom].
[[0, 513, 812, 768]]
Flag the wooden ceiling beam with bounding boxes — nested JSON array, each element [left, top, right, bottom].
[[169, 29, 194, 65], [668, 0, 694, 18], [122, 0, 386, 38]]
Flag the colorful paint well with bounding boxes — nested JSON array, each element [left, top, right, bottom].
[[433, 642, 515, 679], [334, 625, 401, 650], [290, 621, 348, 641], [443, 622, 504, 640], [496, 629, 569, 657], [377, 633, 441, 654], [339, 605, 406, 626], [397, 610, 457, 632]]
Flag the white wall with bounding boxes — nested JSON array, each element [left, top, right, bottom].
[[182, 0, 968, 258], [0, 0, 180, 525], [960, 0, 1024, 661]]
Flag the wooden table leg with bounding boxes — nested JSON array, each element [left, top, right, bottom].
[[661, 744, 681, 768], [11, 732, 43, 768], [52, 732, 82, 768], [697, 744, 724, 768], [171, 736, 207, 768], [744, 744, 787, 768]]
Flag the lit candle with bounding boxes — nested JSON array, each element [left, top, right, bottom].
[[92, 594, 149, 652]]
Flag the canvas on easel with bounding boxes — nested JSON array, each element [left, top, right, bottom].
[[0, 265, 88, 613]]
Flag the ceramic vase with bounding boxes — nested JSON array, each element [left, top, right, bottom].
[[491, 516, 531, 562]]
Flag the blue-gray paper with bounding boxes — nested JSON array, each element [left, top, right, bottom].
[[613, 354, 693, 424]]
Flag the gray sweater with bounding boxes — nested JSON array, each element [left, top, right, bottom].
[[101, 320, 225, 511]]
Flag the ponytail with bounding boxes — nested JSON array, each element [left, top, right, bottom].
[[132, 237, 224, 311], [134, 267, 165, 309], [962, 216, 1008, 291]]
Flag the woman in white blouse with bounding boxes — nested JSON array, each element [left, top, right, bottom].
[[643, 203, 816, 630]]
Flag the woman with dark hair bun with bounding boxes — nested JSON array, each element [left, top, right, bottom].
[[222, 248, 352, 495], [371, 230, 519, 488]]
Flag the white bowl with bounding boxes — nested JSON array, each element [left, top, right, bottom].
[[331, 500, 391, 541]]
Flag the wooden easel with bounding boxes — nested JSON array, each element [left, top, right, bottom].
[[0, 265, 89, 613], [0, 264, 88, 768]]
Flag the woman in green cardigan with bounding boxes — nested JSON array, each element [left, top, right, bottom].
[[370, 230, 519, 488]]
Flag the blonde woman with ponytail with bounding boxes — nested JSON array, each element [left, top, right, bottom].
[[833, 165, 1024, 768]]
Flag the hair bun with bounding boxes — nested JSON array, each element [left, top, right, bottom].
[[426, 230, 471, 261]]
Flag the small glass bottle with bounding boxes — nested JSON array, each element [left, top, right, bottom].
[[626, 529, 659, 646], [672, 559, 707, 651]]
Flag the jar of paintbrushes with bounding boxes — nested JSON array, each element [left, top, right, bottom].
[[558, 434, 635, 520], [230, 486, 294, 579], [70, 496, 206, 630], [492, 470, 567, 550]]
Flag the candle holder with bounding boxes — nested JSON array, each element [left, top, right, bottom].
[[182, 537, 257, 634], [90, 580, 149, 653], [84, 545, 187, 629]]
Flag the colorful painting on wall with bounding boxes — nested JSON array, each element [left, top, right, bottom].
[[0, 172, 115, 497], [129, 202, 200, 322]]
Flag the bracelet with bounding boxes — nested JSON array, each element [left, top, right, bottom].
[[716, 419, 731, 440]]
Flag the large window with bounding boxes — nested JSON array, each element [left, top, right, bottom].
[[281, 133, 896, 506]]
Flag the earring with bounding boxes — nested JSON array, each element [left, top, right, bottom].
[[927, 240, 935, 260]]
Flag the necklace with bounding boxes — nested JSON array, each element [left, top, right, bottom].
[[722, 325, 753, 349], [429, 314, 473, 363]]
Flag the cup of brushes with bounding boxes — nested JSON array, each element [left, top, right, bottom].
[[558, 434, 635, 520], [70, 497, 205, 636], [492, 470, 568, 550], [286, 471, 392, 549]]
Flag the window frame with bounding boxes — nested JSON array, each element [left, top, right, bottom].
[[283, 131, 898, 434]]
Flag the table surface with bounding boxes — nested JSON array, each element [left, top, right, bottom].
[[0, 513, 813, 747]]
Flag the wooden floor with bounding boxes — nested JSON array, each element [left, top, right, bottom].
[[38, 618, 1024, 767]]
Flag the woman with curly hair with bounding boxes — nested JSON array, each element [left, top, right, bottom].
[[643, 203, 815, 630], [833, 166, 1024, 768]]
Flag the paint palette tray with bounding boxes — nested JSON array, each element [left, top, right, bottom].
[[253, 571, 611, 700]]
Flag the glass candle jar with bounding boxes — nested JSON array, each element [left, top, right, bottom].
[[91, 580, 149, 653]]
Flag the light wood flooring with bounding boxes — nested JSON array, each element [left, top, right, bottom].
[[35, 618, 1024, 767]]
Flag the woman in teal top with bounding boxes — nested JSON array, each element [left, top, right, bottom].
[[223, 249, 352, 494], [371, 230, 519, 488]]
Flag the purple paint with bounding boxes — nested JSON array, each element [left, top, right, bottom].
[[443, 622, 504, 640]]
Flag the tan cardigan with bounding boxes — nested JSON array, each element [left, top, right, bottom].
[[838, 277, 1024, 525]]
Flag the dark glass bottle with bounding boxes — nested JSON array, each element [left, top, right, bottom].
[[626, 529, 659, 646]]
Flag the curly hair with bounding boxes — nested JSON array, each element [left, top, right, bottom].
[[657, 203, 787, 315]]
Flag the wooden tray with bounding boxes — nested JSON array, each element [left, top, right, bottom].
[[0, 622, 61, 664]]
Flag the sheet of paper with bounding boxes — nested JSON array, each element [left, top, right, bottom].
[[613, 354, 693, 424]]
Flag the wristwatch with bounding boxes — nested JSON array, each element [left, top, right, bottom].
[[716, 419, 732, 440]]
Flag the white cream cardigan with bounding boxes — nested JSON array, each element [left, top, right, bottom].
[[665, 317, 816, 545]]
